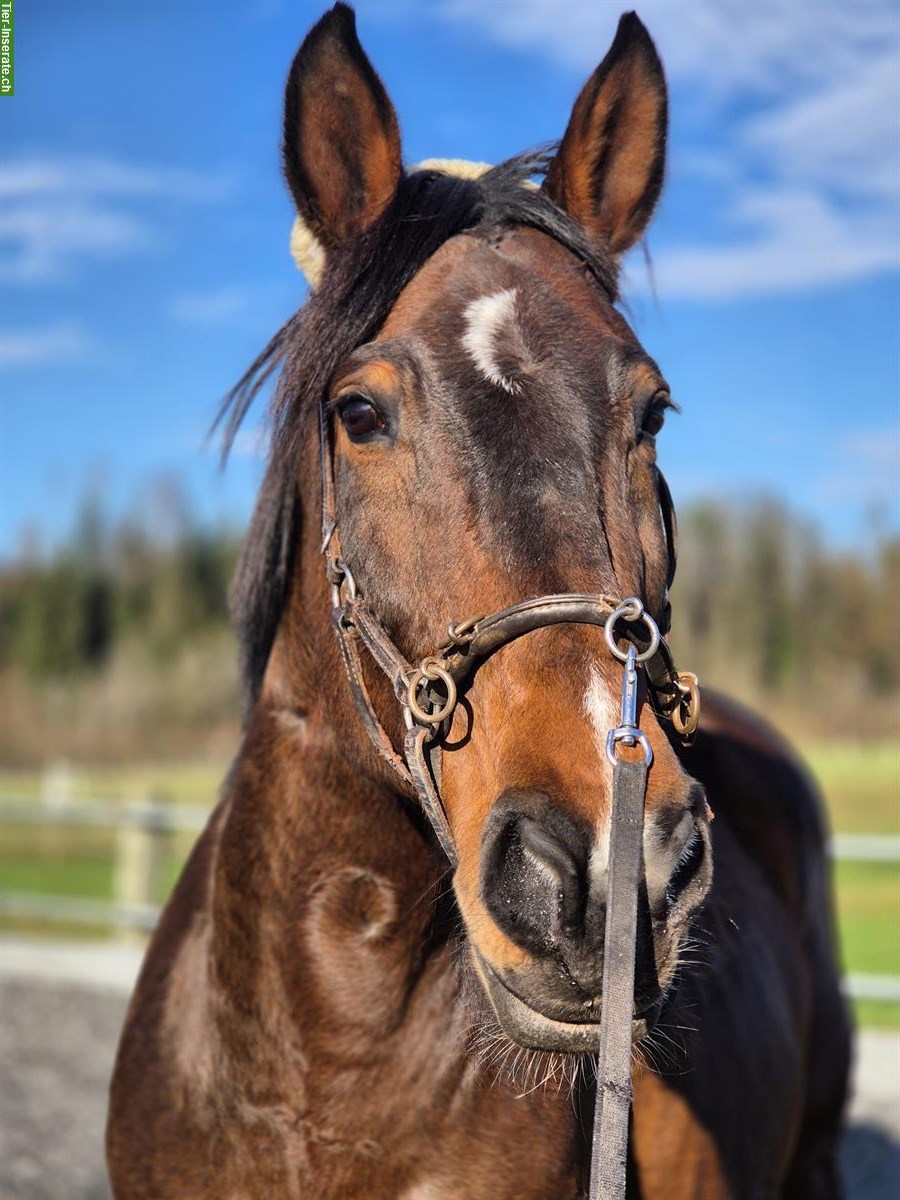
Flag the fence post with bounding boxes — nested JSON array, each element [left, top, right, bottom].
[[40, 760, 75, 810], [113, 793, 171, 940], [39, 760, 75, 857]]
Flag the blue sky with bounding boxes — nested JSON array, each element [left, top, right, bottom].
[[1, 0, 898, 559]]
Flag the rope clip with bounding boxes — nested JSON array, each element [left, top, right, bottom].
[[605, 599, 657, 767]]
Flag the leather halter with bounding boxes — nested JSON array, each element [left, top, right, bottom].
[[318, 401, 699, 865]]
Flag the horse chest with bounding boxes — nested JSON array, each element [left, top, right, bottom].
[[193, 989, 583, 1200], [170, 861, 581, 1199], [280, 892, 583, 1198], [292, 1060, 582, 1200]]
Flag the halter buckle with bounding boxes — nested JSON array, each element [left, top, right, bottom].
[[444, 614, 483, 650], [671, 670, 701, 738]]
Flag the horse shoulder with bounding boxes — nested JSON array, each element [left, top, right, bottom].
[[106, 796, 231, 1199]]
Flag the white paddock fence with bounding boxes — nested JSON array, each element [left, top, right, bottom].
[[0, 798, 898, 1002]]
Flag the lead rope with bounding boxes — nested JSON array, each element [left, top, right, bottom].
[[590, 605, 657, 1200]]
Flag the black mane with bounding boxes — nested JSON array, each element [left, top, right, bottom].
[[218, 153, 619, 710]]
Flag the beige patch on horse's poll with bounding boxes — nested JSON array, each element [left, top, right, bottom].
[[461, 288, 523, 396]]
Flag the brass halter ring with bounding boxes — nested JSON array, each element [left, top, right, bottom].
[[406, 656, 458, 728], [603, 596, 660, 663], [671, 670, 701, 737]]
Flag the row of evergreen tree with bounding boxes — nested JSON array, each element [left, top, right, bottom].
[[0, 494, 238, 678], [1, 492, 897, 708], [670, 499, 899, 705]]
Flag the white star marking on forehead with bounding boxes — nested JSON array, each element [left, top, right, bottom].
[[461, 287, 523, 396]]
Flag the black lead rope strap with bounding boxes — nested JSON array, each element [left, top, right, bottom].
[[590, 756, 648, 1200], [587, 634, 655, 1200]]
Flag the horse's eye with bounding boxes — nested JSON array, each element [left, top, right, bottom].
[[338, 396, 385, 442], [641, 393, 670, 440]]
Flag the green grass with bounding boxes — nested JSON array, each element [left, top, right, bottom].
[[1, 743, 898, 1027], [835, 861, 900, 976], [803, 741, 899, 835], [1, 855, 113, 897], [852, 999, 900, 1030], [833, 860, 900, 1030], [808, 742, 900, 1030]]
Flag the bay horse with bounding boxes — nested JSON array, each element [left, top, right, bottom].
[[107, 6, 851, 1197]]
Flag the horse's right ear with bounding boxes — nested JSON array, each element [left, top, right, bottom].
[[283, 4, 402, 251]]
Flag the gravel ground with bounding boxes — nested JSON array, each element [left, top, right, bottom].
[[0, 979, 123, 1200], [0, 973, 897, 1199]]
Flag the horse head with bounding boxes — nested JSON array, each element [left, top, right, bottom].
[[228, 3, 712, 1059]]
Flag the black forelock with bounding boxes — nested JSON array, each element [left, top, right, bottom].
[[217, 152, 620, 711]]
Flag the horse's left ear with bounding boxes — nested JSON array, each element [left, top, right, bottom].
[[544, 12, 667, 255], [283, 3, 402, 251]]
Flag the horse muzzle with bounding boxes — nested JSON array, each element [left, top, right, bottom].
[[466, 781, 712, 1054], [474, 950, 662, 1053]]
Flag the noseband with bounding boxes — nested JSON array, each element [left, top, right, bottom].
[[318, 369, 700, 1200]]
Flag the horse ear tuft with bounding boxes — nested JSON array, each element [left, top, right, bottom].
[[283, 4, 402, 251], [544, 12, 667, 255]]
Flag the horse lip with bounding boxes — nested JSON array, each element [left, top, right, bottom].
[[473, 952, 658, 1054]]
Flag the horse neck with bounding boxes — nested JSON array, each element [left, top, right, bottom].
[[255, 545, 441, 878], [209, 570, 452, 1049]]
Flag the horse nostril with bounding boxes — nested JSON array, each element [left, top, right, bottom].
[[480, 793, 588, 954], [643, 786, 712, 918], [518, 818, 584, 936], [665, 826, 707, 910]]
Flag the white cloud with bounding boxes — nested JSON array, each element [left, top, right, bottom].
[[0, 321, 93, 366], [433, 0, 898, 97], [0, 158, 228, 203], [637, 186, 899, 300], [0, 203, 153, 284], [417, 0, 900, 299], [169, 285, 251, 325], [0, 155, 232, 286], [743, 53, 899, 207]]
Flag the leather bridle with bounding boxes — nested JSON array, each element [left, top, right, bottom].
[[318, 400, 699, 865]]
